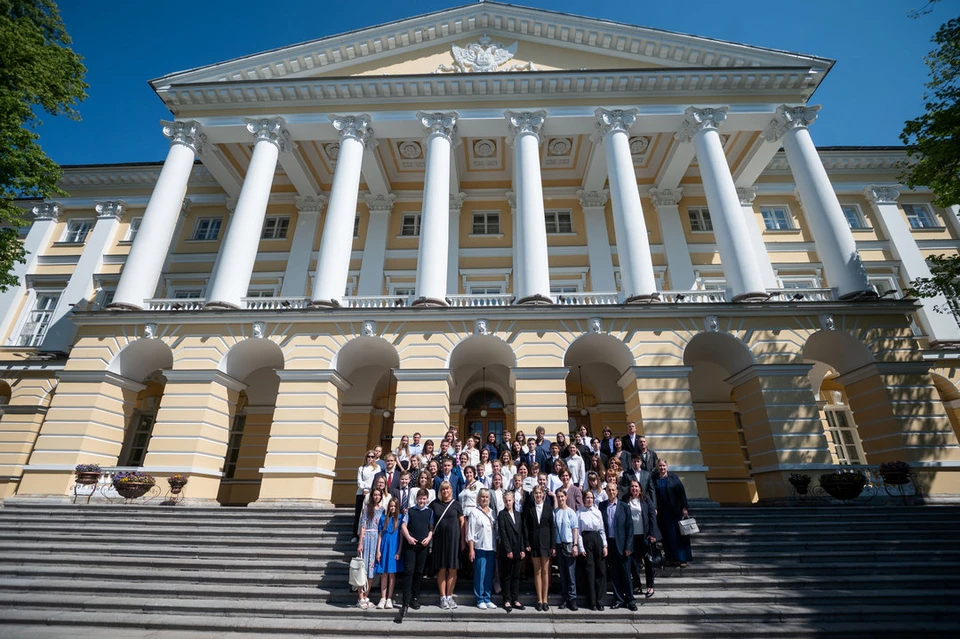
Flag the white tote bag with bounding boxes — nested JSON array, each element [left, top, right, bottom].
[[348, 553, 368, 590], [678, 516, 700, 536]]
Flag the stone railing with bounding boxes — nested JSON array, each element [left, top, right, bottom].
[[659, 290, 729, 303], [766, 288, 836, 302], [341, 295, 408, 309], [446, 294, 515, 307], [242, 297, 310, 310], [554, 292, 621, 305], [145, 298, 205, 311]]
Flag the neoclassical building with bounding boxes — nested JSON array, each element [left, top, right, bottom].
[[2, 2, 960, 506]]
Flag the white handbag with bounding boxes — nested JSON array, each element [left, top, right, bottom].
[[348, 553, 368, 590], [678, 516, 700, 536]]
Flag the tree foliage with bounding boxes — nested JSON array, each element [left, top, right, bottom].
[[900, 15, 960, 208], [906, 254, 960, 315], [0, 0, 87, 291]]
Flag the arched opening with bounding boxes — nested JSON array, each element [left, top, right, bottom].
[[449, 335, 517, 441], [463, 389, 506, 443], [118, 372, 165, 467], [0, 380, 11, 406], [563, 333, 635, 438], [931, 373, 960, 443]]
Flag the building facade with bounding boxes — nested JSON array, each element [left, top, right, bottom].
[[2, 2, 960, 506]]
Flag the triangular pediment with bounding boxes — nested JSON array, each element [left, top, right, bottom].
[[152, 2, 831, 89]]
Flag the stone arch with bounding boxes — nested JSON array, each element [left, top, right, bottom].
[[564, 333, 637, 436], [0, 380, 10, 405], [107, 339, 174, 383], [448, 335, 518, 435], [802, 330, 876, 376], [218, 338, 285, 382]]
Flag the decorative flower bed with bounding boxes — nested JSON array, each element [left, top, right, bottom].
[[167, 473, 189, 494], [788, 473, 812, 495], [74, 463, 102, 485], [112, 471, 156, 499], [878, 460, 911, 486], [818, 469, 867, 501]]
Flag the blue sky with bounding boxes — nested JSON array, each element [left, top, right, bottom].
[[39, 0, 953, 165]]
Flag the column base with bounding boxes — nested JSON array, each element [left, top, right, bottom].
[[516, 294, 553, 305], [411, 297, 448, 307], [624, 293, 660, 304], [104, 302, 142, 311], [204, 300, 240, 310], [309, 299, 340, 308], [732, 291, 771, 303], [249, 498, 333, 509], [839, 289, 880, 301]]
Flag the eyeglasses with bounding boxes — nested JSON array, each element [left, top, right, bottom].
[[365, 455, 374, 459]]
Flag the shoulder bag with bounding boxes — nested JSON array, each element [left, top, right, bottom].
[[348, 552, 367, 591], [678, 516, 700, 536], [429, 500, 456, 549]]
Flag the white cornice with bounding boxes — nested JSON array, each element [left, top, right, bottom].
[[765, 149, 911, 173], [58, 164, 218, 190]]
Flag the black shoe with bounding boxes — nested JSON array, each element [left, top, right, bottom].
[[628, 603, 638, 612], [542, 603, 550, 611], [611, 602, 624, 610], [410, 599, 421, 610], [596, 604, 605, 612], [535, 602, 542, 612], [568, 600, 578, 611], [394, 606, 406, 624], [513, 601, 525, 611]]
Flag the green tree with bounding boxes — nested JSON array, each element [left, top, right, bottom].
[[0, 0, 87, 291]]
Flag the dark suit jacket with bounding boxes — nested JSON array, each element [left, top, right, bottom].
[[612, 450, 632, 470], [376, 468, 402, 492], [523, 500, 556, 554], [434, 473, 464, 500], [389, 486, 413, 513], [600, 499, 635, 556], [588, 448, 609, 468], [497, 508, 526, 558], [521, 449, 548, 471], [618, 468, 657, 507], [621, 433, 641, 457], [523, 491, 554, 512], [636, 448, 660, 476], [600, 437, 617, 456], [630, 496, 661, 540]]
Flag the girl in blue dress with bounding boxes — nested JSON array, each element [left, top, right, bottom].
[[357, 489, 384, 609], [375, 498, 404, 609]]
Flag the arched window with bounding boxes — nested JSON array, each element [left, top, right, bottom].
[[464, 390, 506, 443]]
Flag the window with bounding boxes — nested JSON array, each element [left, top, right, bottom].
[[687, 207, 713, 232], [544, 210, 573, 234], [903, 204, 939, 229], [122, 411, 156, 467], [400, 213, 421, 236], [191, 217, 222, 241], [760, 207, 794, 230], [823, 406, 866, 465], [245, 290, 275, 298], [841, 205, 867, 230], [96, 288, 115, 308], [550, 285, 580, 294], [393, 287, 415, 297], [261, 216, 289, 240], [354, 215, 361, 239], [173, 289, 203, 299], [124, 217, 142, 242], [734, 412, 752, 472], [472, 211, 501, 235], [223, 412, 246, 480], [470, 286, 503, 295], [17, 293, 60, 347], [62, 220, 93, 244]]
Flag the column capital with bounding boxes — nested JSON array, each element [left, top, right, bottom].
[[449, 192, 467, 212], [94, 200, 126, 220], [576, 189, 609, 209], [417, 111, 459, 140], [364, 192, 396, 212], [296, 194, 328, 214], [161, 120, 206, 155], [762, 104, 821, 143], [330, 114, 375, 147], [736, 186, 757, 206], [648, 187, 683, 208], [31, 202, 62, 221], [504, 110, 546, 145], [594, 107, 637, 138], [244, 117, 290, 152], [676, 106, 729, 143], [505, 190, 517, 209], [864, 185, 901, 205]]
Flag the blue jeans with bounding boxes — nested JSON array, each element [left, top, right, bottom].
[[473, 549, 494, 603]]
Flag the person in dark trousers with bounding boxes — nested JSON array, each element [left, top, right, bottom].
[[395, 489, 434, 623], [600, 481, 637, 611], [497, 490, 526, 611]]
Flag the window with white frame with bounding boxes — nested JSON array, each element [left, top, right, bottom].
[[120, 395, 160, 467], [760, 206, 794, 230], [470, 285, 503, 295], [821, 390, 866, 465], [780, 275, 822, 289], [400, 213, 421, 236], [173, 289, 203, 299], [17, 293, 60, 347], [61, 219, 93, 244], [903, 203, 939, 229], [687, 207, 713, 232], [392, 287, 415, 297], [223, 412, 247, 480], [869, 275, 901, 298], [841, 205, 868, 230], [191, 217, 222, 241], [261, 216, 289, 240], [124, 217, 142, 242], [245, 290, 275, 298], [733, 412, 752, 472], [696, 274, 727, 291], [96, 288, 115, 308], [472, 211, 501, 235], [550, 284, 580, 294], [354, 215, 361, 239], [544, 210, 573, 234]]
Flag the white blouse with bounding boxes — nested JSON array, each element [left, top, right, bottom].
[[356, 464, 378, 496], [576, 506, 607, 553], [467, 507, 497, 552], [566, 455, 585, 487], [460, 481, 482, 512]]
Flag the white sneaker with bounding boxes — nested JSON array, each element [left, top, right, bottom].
[[439, 596, 450, 610], [376, 598, 386, 609], [385, 598, 394, 609], [449, 596, 458, 609], [478, 602, 488, 609], [486, 601, 497, 609]]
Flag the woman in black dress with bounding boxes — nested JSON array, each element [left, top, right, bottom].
[[523, 484, 555, 611], [430, 480, 465, 609], [655, 458, 691, 567]]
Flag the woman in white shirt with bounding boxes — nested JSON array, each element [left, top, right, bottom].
[[467, 488, 498, 609], [565, 443, 586, 487], [410, 470, 436, 509], [463, 437, 480, 467], [459, 465, 482, 514], [577, 489, 607, 611], [499, 451, 516, 486], [353, 450, 379, 542], [394, 435, 411, 470]]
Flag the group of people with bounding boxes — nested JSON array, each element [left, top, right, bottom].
[[353, 422, 692, 618]]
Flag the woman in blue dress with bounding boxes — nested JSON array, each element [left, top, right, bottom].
[[357, 488, 385, 609], [654, 459, 692, 566], [375, 498, 404, 609]]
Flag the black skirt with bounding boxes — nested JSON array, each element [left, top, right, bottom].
[[430, 499, 463, 570]]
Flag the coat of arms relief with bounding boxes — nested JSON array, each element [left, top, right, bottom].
[[435, 34, 536, 74]]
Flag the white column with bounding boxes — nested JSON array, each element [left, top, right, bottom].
[[414, 112, 458, 306], [110, 121, 204, 310], [507, 190, 521, 295], [865, 186, 960, 343], [596, 108, 658, 302], [0, 203, 61, 343], [506, 110, 552, 304], [206, 118, 287, 309], [280, 195, 327, 297], [648, 188, 696, 290], [678, 107, 767, 301], [577, 189, 616, 292], [44, 201, 125, 352], [357, 193, 395, 295], [447, 192, 467, 296], [763, 105, 874, 299], [736, 187, 779, 289], [311, 115, 372, 307]]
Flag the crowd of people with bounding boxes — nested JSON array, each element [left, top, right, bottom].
[[352, 423, 691, 619]]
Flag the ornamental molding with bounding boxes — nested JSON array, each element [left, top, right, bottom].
[[162, 120, 206, 155], [736, 187, 757, 206], [244, 117, 290, 152], [449, 192, 468, 212], [435, 34, 534, 74], [32, 202, 62, 221], [505, 191, 517, 209], [504, 110, 546, 145], [864, 185, 901, 205], [766, 149, 909, 173], [576, 189, 609, 209], [94, 200, 126, 219], [58, 165, 217, 190], [296, 194, 328, 213], [676, 106, 729, 143], [417, 110, 459, 139], [330, 114, 375, 147], [588, 317, 603, 334], [595, 107, 637, 139], [648, 188, 683, 208], [474, 318, 489, 335], [364, 192, 397, 212], [762, 104, 821, 143]]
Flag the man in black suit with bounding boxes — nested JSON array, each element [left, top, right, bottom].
[[619, 456, 657, 507], [600, 481, 636, 610], [497, 430, 514, 458], [521, 438, 548, 471], [588, 437, 609, 467], [636, 436, 660, 476], [621, 421, 641, 457], [376, 453, 402, 491], [389, 470, 413, 514]]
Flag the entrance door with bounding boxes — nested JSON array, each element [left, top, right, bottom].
[[464, 390, 506, 443]]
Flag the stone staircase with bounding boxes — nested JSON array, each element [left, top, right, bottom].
[[0, 502, 958, 638]]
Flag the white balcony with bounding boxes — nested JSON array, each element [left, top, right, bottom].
[[446, 294, 515, 307], [242, 297, 310, 310], [145, 298, 205, 311], [341, 295, 408, 308], [766, 288, 836, 302], [554, 292, 621, 305], [659, 290, 729, 303]]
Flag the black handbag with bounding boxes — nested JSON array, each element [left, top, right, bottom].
[[645, 541, 664, 568], [559, 542, 574, 557]]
